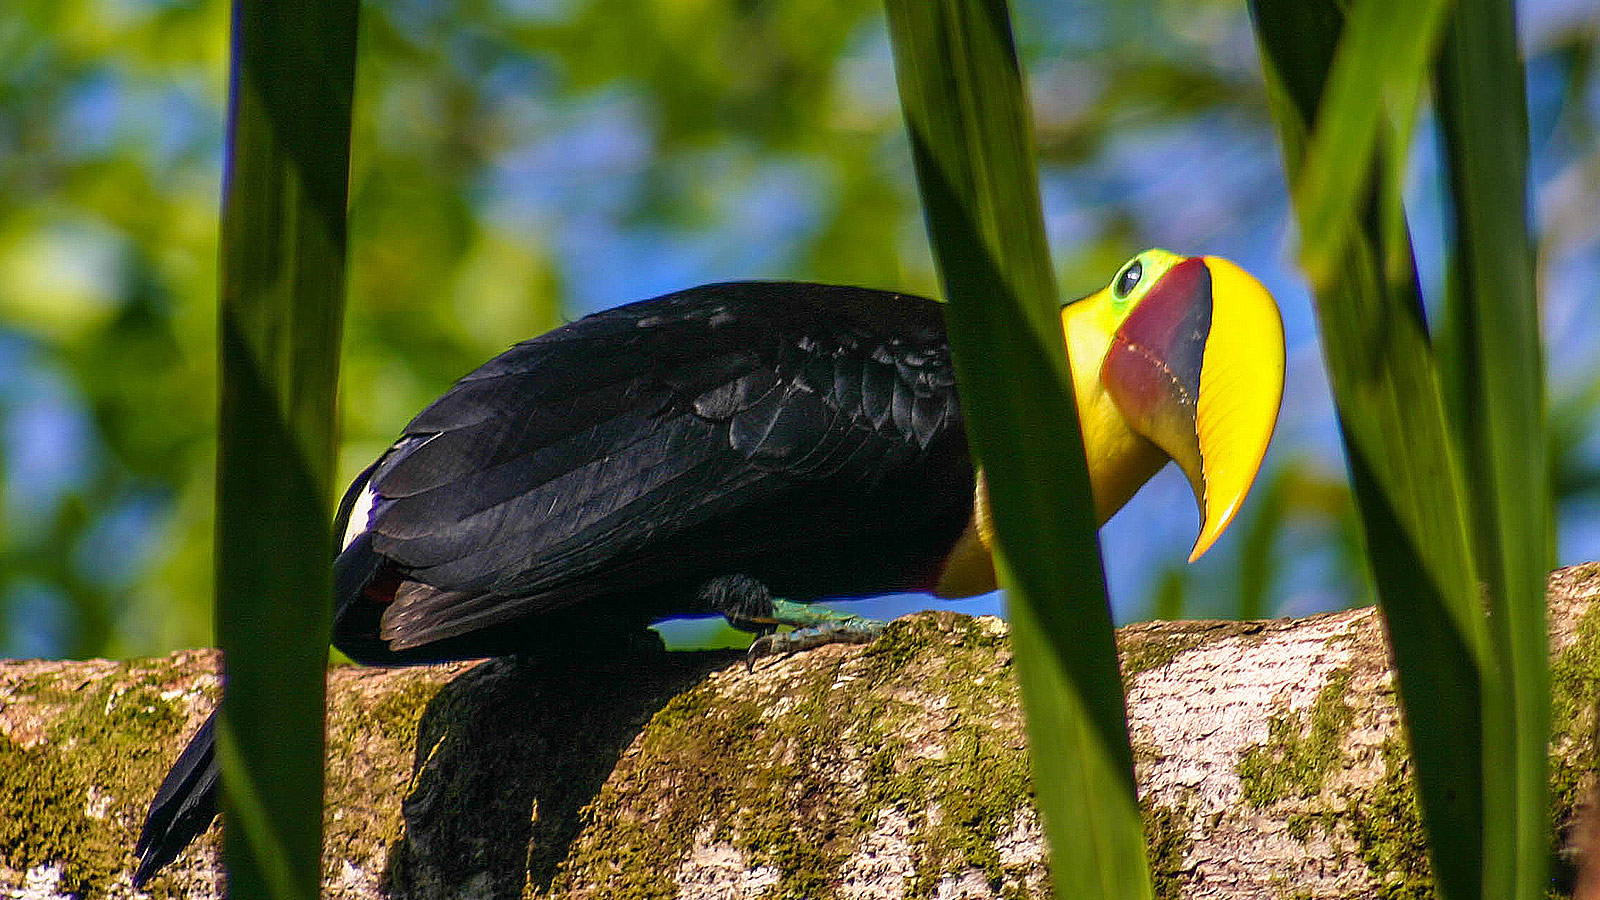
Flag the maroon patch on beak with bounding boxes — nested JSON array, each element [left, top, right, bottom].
[[1100, 257, 1212, 500]]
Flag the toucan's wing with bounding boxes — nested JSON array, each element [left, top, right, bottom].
[[348, 282, 971, 653]]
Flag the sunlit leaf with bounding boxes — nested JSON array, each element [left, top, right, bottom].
[[1436, 0, 1550, 894], [1249, 1, 1501, 898], [884, 0, 1153, 896], [1290, 0, 1451, 285]]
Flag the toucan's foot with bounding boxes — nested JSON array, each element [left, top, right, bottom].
[[746, 618, 884, 669], [744, 599, 885, 669], [698, 575, 886, 668]]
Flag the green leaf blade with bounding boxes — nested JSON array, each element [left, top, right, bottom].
[[214, 1, 359, 898], [885, 1, 1153, 896], [1436, 0, 1550, 895], [1291, 0, 1452, 285], [1249, 1, 1503, 898]]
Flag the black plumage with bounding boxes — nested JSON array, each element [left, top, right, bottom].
[[334, 281, 974, 662], [135, 281, 979, 884]]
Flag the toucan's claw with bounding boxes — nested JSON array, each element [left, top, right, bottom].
[[743, 599, 886, 669], [746, 618, 886, 670]]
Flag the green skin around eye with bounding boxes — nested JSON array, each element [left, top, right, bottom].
[[1111, 250, 1183, 315]]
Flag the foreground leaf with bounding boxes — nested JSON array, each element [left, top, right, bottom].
[[215, 0, 359, 897], [1249, 2, 1494, 898], [884, 0, 1153, 896], [1436, 0, 1550, 894]]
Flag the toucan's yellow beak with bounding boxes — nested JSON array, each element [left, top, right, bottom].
[[1065, 250, 1284, 562]]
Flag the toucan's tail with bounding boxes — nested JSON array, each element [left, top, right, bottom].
[[132, 460, 403, 884], [131, 709, 219, 886], [131, 462, 378, 882]]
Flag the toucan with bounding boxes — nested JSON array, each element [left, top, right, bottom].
[[130, 248, 1284, 885]]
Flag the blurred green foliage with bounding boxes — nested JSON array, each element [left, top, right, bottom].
[[2, 0, 1598, 659]]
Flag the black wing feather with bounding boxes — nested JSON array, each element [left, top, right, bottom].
[[138, 282, 973, 888], [340, 281, 970, 656], [132, 711, 219, 886]]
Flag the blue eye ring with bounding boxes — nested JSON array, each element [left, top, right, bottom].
[[1114, 259, 1143, 300]]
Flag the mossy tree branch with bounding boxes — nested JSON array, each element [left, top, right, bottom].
[[4, 564, 1599, 899]]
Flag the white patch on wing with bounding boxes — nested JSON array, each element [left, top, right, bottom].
[[342, 483, 377, 550]]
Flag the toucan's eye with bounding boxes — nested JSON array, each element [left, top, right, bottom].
[[1114, 260, 1143, 299]]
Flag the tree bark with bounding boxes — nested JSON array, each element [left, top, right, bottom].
[[3, 563, 1598, 900]]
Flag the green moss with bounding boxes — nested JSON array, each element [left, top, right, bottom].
[[1120, 628, 1214, 686], [862, 619, 934, 672], [1237, 668, 1355, 807], [549, 612, 1033, 899], [882, 720, 1031, 899], [863, 612, 1008, 674], [0, 735, 123, 896], [549, 682, 767, 899], [360, 678, 439, 757], [1345, 737, 1434, 900], [0, 665, 193, 897], [1142, 795, 1192, 900], [1548, 566, 1600, 870], [862, 616, 1028, 898], [12, 672, 83, 703], [728, 670, 843, 899], [1230, 662, 1435, 894], [322, 675, 442, 876]]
